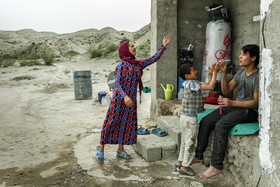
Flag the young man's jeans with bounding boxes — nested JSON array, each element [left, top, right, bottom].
[[194, 107, 258, 170]]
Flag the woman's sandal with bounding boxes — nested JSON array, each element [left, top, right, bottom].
[[116, 150, 132, 159], [96, 146, 104, 163]]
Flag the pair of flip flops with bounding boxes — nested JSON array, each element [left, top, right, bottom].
[[137, 127, 151, 135], [96, 146, 132, 162], [151, 128, 167, 137]]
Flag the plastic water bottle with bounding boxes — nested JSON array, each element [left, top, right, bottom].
[[105, 93, 111, 104], [101, 96, 108, 106], [178, 87, 184, 100]]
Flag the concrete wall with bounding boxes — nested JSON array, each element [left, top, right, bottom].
[[258, 0, 280, 186], [177, 0, 222, 81], [151, 0, 280, 186], [157, 100, 262, 186], [150, 0, 178, 120], [177, 0, 260, 79], [224, 0, 260, 71], [151, 0, 261, 115], [203, 134, 261, 186]]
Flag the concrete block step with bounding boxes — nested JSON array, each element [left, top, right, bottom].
[[134, 133, 177, 162], [157, 116, 181, 146]]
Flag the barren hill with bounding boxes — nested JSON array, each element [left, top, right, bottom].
[[0, 24, 151, 67]]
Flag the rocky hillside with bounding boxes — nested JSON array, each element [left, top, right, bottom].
[[0, 24, 151, 67]]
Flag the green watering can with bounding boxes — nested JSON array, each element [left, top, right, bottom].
[[161, 83, 174, 100]]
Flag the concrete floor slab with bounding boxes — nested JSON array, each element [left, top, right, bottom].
[[73, 129, 227, 186]]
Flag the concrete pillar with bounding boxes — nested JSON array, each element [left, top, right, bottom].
[[224, 0, 260, 71], [150, 0, 178, 120], [258, 0, 280, 186]]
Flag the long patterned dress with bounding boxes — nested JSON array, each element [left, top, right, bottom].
[[100, 45, 166, 145]]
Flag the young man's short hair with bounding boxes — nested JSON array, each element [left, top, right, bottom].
[[241, 44, 260, 67], [179, 63, 193, 80]]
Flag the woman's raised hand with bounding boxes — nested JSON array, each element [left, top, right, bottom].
[[163, 35, 172, 47]]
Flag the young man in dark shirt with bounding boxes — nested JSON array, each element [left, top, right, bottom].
[[192, 44, 259, 179]]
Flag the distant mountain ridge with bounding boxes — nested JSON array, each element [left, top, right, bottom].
[[0, 24, 151, 64]]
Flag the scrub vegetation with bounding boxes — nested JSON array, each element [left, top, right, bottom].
[[0, 23, 151, 67]]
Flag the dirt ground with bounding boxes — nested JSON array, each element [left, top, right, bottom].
[[0, 56, 170, 187], [1, 55, 228, 187]]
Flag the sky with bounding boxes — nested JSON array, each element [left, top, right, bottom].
[[0, 0, 151, 34]]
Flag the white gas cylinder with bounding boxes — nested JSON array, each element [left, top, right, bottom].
[[201, 19, 231, 83]]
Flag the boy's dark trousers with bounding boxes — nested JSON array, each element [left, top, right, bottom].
[[194, 107, 258, 169]]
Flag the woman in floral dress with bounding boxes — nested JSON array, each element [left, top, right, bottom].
[[96, 35, 172, 162]]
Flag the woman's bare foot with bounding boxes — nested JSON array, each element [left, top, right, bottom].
[[97, 145, 104, 162], [191, 157, 204, 165], [199, 166, 222, 179], [98, 145, 104, 152], [117, 145, 131, 158]]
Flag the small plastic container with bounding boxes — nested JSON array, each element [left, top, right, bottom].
[[101, 96, 108, 105], [105, 93, 111, 104]]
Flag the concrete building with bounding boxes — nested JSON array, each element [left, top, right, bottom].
[[150, 0, 280, 186]]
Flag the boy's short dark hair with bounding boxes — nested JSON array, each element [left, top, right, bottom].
[[179, 63, 193, 80], [241, 44, 260, 67]]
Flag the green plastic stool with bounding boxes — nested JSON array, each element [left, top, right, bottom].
[[197, 109, 259, 136]]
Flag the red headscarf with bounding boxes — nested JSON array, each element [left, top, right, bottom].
[[118, 41, 144, 94]]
